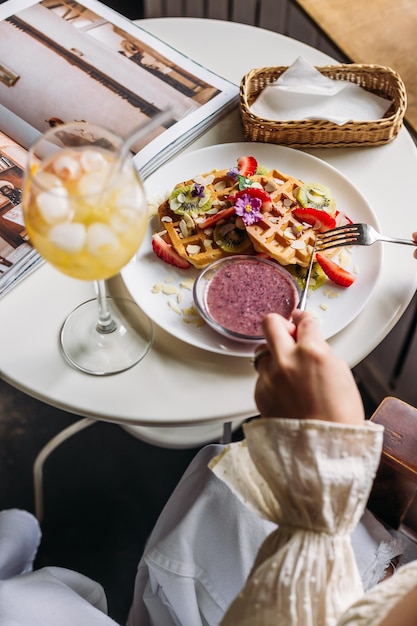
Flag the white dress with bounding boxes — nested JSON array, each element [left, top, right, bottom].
[[128, 424, 404, 626], [209, 417, 417, 626]]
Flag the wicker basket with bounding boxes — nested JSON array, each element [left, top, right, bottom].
[[239, 64, 407, 148]]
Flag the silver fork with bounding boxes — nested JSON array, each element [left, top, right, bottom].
[[297, 242, 316, 310], [316, 223, 417, 251]]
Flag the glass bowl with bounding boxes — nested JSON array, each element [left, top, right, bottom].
[[193, 255, 300, 343]]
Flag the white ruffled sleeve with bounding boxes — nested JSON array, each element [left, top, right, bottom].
[[209, 418, 384, 626]]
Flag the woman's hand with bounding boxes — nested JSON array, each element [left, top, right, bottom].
[[254, 310, 365, 425]]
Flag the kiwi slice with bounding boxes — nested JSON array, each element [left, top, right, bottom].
[[255, 163, 269, 176], [169, 184, 212, 216], [214, 219, 252, 253], [287, 262, 326, 291], [295, 182, 336, 215]]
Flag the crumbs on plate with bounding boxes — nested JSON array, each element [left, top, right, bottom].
[[151, 276, 205, 327]]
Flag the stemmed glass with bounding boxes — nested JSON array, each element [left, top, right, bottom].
[[23, 121, 153, 375]]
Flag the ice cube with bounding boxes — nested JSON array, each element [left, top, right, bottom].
[[115, 185, 145, 211], [80, 149, 109, 173], [37, 187, 72, 224], [52, 152, 81, 180], [34, 170, 63, 191], [77, 172, 108, 197], [49, 222, 86, 253], [86, 223, 119, 256]]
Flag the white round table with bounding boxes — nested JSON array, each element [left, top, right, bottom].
[[1, 18, 417, 440]]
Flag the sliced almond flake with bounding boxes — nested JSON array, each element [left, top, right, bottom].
[[164, 276, 176, 283], [328, 291, 339, 299], [251, 182, 263, 189], [194, 173, 214, 185], [284, 227, 296, 239], [147, 193, 167, 215], [161, 216, 172, 223], [186, 244, 201, 255], [183, 213, 195, 228], [179, 220, 190, 238], [353, 265, 359, 274], [151, 283, 163, 293], [182, 306, 198, 316], [265, 181, 278, 192], [162, 284, 178, 295], [319, 304, 328, 311], [180, 278, 195, 290], [177, 292, 184, 304], [204, 227, 214, 235], [274, 177, 285, 185], [338, 249, 351, 267], [283, 198, 293, 207], [203, 239, 212, 248], [206, 207, 219, 215], [183, 317, 206, 327], [213, 181, 227, 191], [198, 196, 209, 207], [291, 240, 306, 249], [168, 300, 182, 315]]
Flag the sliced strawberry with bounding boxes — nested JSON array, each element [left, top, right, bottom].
[[237, 155, 257, 177], [335, 209, 353, 226], [316, 252, 356, 287], [233, 186, 272, 209], [292, 207, 336, 233], [151, 233, 191, 269], [196, 206, 236, 229]]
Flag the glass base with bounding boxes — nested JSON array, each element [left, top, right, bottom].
[[60, 297, 153, 375]]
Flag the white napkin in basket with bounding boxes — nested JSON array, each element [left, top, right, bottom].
[[250, 57, 392, 125]]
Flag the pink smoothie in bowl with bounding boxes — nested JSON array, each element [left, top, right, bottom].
[[193, 255, 300, 342]]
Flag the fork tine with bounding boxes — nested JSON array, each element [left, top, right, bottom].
[[317, 224, 361, 241], [316, 238, 358, 251], [316, 223, 362, 251]]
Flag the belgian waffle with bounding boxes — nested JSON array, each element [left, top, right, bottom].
[[156, 166, 334, 269], [157, 168, 255, 269], [245, 169, 316, 268]]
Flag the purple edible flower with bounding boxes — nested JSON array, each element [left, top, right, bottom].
[[235, 194, 263, 226], [191, 183, 205, 198], [227, 167, 239, 179]]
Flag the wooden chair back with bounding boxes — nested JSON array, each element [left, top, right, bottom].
[[368, 396, 417, 538]]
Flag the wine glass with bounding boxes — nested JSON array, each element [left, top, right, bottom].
[[23, 121, 153, 375]]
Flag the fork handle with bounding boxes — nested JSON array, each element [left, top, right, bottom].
[[381, 236, 417, 246]]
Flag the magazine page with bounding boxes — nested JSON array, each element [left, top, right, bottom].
[[0, 0, 239, 180], [0, 129, 42, 298]]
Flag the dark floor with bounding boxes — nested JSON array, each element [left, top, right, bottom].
[[0, 375, 378, 624], [0, 377, 246, 624]]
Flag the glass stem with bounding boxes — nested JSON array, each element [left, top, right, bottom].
[[95, 280, 117, 334]]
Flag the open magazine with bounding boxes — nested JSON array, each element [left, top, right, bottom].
[[0, 131, 43, 297], [0, 0, 239, 297]]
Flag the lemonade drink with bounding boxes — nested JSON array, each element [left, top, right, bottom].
[[24, 147, 147, 281]]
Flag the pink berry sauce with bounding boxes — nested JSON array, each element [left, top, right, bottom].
[[205, 257, 299, 338]]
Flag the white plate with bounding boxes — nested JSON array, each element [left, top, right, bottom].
[[122, 142, 382, 357]]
